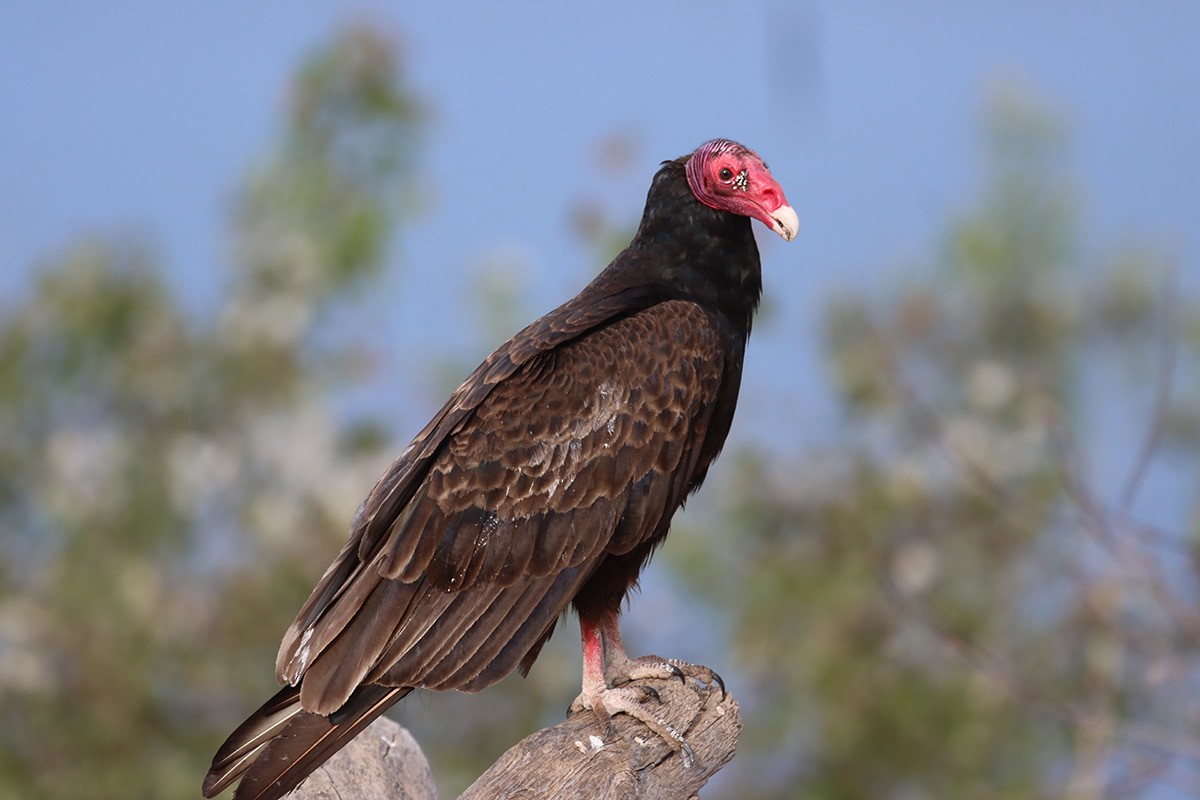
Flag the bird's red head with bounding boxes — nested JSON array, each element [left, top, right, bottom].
[[685, 139, 798, 242]]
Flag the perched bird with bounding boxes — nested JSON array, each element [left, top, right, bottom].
[[203, 138, 797, 800]]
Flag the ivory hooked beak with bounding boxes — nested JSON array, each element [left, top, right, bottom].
[[770, 204, 799, 242]]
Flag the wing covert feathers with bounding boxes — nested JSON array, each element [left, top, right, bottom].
[[272, 300, 727, 715]]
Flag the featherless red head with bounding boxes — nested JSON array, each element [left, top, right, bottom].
[[684, 138, 798, 241]]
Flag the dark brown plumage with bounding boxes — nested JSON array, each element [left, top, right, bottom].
[[203, 138, 796, 800]]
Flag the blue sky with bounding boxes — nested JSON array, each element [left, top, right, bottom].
[[3, 2, 1196, 292], [1, 1, 1197, 460]]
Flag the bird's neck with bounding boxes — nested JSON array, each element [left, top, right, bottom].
[[632, 207, 763, 339]]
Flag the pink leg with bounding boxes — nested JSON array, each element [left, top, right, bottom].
[[571, 612, 724, 768], [593, 611, 723, 694], [578, 616, 609, 700]]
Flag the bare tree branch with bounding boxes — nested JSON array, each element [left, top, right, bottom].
[[293, 677, 739, 800], [462, 677, 738, 800], [1118, 265, 1179, 523], [293, 718, 435, 800]]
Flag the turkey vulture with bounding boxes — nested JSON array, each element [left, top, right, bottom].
[[203, 138, 796, 800]]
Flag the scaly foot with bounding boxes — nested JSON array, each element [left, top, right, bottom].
[[570, 679, 697, 767], [572, 614, 726, 768], [605, 653, 725, 700]]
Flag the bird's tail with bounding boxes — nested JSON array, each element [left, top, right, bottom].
[[202, 683, 410, 800]]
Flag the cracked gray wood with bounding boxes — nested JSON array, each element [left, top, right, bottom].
[[292, 676, 739, 800]]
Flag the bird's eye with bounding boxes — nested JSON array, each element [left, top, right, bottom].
[[718, 168, 733, 181]]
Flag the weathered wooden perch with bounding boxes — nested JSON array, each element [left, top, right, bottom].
[[462, 676, 739, 799], [293, 676, 740, 800], [289, 720, 436, 800]]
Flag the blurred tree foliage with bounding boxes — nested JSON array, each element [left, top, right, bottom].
[[674, 87, 1200, 799], [2, 20, 1196, 800], [0, 24, 420, 800]]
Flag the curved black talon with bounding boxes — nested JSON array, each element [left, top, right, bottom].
[[680, 741, 697, 770], [639, 685, 662, 703], [711, 669, 726, 700], [603, 717, 618, 741], [666, 662, 686, 684]]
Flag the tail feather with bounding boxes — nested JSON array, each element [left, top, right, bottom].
[[205, 686, 306, 795], [202, 684, 409, 800]]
